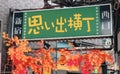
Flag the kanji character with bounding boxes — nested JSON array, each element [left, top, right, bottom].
[[28, 15, 43, 34], [68, 14, 82, 31], [55, 17, 67, 33], [82, 18, 94, 32]]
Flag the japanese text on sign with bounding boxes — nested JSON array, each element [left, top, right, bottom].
[[28, 14, 94, 35]]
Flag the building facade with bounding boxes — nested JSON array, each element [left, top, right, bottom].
[[0, 0, 120, 73]]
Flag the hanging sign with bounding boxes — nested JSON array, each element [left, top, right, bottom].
[[12, 4, 112, 40]]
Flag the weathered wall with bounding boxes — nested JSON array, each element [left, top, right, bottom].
[[0, 0, 44, 31]]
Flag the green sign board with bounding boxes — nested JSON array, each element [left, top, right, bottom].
[[12, 4, 112, 40]]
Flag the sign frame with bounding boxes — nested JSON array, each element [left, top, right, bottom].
[[11, 3, 113, 40]]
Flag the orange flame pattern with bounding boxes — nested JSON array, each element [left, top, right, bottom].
[[2, 32, 114, 74]]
